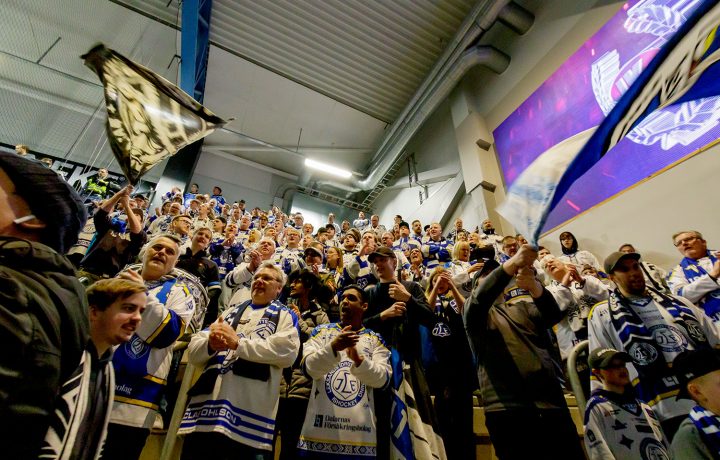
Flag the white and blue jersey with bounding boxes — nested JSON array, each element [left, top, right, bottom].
[[298, 323, 391, 458], [422, 238, 453, 271], [110, 275, 196, 428], [178, 300, 300, 451]]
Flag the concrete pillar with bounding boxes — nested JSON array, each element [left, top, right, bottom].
[[449, 82, 514, 236]]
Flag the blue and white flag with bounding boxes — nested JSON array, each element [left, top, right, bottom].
[[498, 0, 720, 244]]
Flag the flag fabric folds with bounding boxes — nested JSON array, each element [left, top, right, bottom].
[[389, 349, 447, 460], [498, 0, 720, 244], [82, 44, 229, 184]]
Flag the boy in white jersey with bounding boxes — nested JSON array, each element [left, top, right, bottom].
[[298, 285, 391, 458], [584, 347, 670, 460]]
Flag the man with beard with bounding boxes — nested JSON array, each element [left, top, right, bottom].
[[479, 219, 503, 261], [393, 221, 421, 259], [178, 263, 300, 459], [177, 228, 221, 327], [411, 219, 425, 244], [589, 251, 720, 440], [297, 285, 391, 458]]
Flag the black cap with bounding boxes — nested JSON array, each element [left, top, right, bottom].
[[674, 348, 720, 399], [588, 347, 632, 370], [304, 242, 324, 258], [399, 221, 410, 229], [603, 251, 641, 274], [0, 152, 87, 254], [368, 246, 396, 263]]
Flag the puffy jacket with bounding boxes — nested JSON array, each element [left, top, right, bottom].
[[279, 301, 329, 399], [0, 237, 89, 459]]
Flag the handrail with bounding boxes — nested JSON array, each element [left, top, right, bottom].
[[567, 340, 589, 411], [159, 346, 199, 460]]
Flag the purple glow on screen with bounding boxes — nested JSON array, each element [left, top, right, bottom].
[[492, 0, 707, 231]]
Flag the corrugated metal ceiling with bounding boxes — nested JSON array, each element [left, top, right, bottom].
[[115, 0, 476, 123]]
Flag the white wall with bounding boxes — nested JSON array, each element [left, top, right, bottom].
[[191, 151, 293, 210], [290, 193, 356, 231], [372, 100, 465, 231], [538, 147, 720, 270]]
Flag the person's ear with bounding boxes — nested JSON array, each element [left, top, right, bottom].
[[687, 382, 704, 403], [361, 302, 368, 312]]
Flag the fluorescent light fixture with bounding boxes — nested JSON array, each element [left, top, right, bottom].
[[304, 158, 352, 179]]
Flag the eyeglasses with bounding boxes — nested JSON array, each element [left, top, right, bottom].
[[674, 235, 699, 247]]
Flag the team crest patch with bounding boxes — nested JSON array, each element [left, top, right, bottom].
[[325, 361, 366, 408], [628, 342, 658, 366], [253, 318, 277, 339], [432, 322, 451, 338], [649, 324, 687, 352], [684, 320, 708, 344], [125, 335, 150, 359], [639, 438, 669, 460]]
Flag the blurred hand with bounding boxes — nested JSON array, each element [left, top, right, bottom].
[[516, 266, 543, 298], [346, 344, 363, 367], [118, 268, 144, 284], [380, 301, 406, 321], [331, 325, 359, 352], [208, 316, 239, 352]]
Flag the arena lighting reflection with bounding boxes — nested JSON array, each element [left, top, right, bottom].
[[493, 0, 713, 232], [305, 158, 353, 179]]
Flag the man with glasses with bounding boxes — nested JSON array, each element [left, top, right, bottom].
[[668, 231, 720, 326], [179, 263, 300, 459]]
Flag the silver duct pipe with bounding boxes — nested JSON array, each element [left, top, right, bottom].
[[497, 2, 534, 35], [340, 0, 530, 192], [331, 44, 510, 194]]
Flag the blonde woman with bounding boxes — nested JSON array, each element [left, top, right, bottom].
[[423, 267, 476, 459]]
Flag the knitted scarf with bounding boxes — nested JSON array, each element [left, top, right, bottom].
[[689, 405, 720, 459], [607, 288, 711, 402], [680, 250, 720, 322]]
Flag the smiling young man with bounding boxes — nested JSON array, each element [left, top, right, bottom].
[[297, 285, 391, 458], [589, 251, 720, 441], [103, 234, 198, 460], [584, 348, 670, 460], [42, 279, 147, 460], [668, 230, 720, 326]]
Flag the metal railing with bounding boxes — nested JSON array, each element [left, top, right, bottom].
[[567, 340, 589, 411]]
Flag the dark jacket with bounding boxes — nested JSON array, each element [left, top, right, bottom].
[[0, 237, 89, 459], [79, 208, 145, 277], [464, 266, 566, 412], [363, 280, 436, 359]]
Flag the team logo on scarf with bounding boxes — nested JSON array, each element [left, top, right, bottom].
[[126, 335, 150, 359], [325, 361, 366, 408], [639, 438, 670, 460], [628, 342, 658, 365]]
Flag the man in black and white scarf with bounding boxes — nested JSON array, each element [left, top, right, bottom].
[[589, 252, 720, 441]]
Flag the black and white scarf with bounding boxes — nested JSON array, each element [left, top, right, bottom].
[[608, 288, 711, 402]]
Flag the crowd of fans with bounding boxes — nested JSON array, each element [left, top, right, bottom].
[[2, 150, 720, 460]]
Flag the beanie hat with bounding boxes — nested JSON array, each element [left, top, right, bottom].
[[0, 151, 87, 253]]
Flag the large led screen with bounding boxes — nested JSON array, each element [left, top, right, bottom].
[[493, 0, 718, 232]]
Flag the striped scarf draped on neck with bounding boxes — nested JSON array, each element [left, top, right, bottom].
[[690, 405, 720, 458], [608, 288, 711, 402]]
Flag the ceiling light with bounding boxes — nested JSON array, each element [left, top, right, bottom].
[[304, 158, 352, 179]]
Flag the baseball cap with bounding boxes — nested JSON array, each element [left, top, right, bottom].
[[304, 242, 324, 258], [345, 228, 361, 243], [368, 246, 396, 263], [399, 221, 410, 229], [603, 251, 641, 274], [588, 347, 632, 370], [0, 151, 87, 254], [674, 348, 720, 399]]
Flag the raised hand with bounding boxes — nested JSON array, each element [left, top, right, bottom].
[[331, 325, 359, 352], [209, 315, 239, 352], [516, 266, 543, 298], [380, 301, 407, 321], [388, 280, 411, 302]]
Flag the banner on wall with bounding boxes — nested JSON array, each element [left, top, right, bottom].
[[496, 0, 720, 243]]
